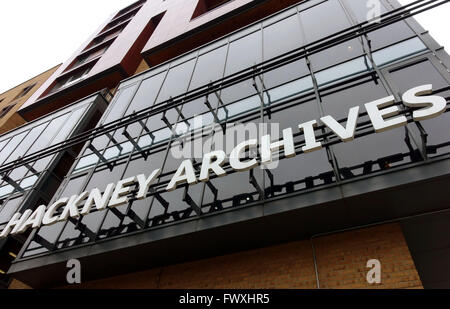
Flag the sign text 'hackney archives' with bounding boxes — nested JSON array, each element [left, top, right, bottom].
[[0, 84, 447, 238]]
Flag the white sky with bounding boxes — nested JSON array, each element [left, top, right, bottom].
[[0, 0, 449, 94]]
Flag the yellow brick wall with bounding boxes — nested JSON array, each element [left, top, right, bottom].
[[48, 223, 422, 289], [0, 64, 60, 134], [8, 279, 31, 289], [314, 223, 422, 289], [134, 59, 150, 75]]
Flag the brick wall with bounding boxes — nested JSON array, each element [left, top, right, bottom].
[[134, 59, 150, 75], [0, 64, 60, 134], [314, 223, 422, 289], [10, 223, 422, 289]]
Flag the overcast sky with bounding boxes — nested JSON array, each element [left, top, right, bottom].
[[0, 0, 449, 94]]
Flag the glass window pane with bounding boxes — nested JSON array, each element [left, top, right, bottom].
[[3, 122, 47, 164], [225, 30, 263, 76], [0, 131, 28, 165], [75, 153, 99, 171], [26, 113, 71, 155], [315, 56, 372, 87], [342, 0, 416, 50], [310, 39, 364, 71], [0, 185, 14, 199], [50, 107, 87, 145], [125, 72, 166, 115], [102, 85, 138, 124], [372, 37, 427, 67], [156, 58, 197, 104], [218, 95, 261, 122], [20, 175, 38, 189], [189, 45, 228, 90], [263, 59, 309, 89], [301, 0, 351, 43], [265, 76, 314, 106], [387, 60, 450, 157], [0, 197, 22, 225], [263, 14, 304, 60]]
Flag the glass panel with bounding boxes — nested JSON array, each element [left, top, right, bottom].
[[265, 98, 320, 133], [75, 153, 99, 171], [315, 56, 372, 87], [0, 131, 28, 165], [0, 138, 11, 153], [156, 58, 197, 104], [320, 79, 416, 177], [0, 197, 22, 225], [225, 30, 263, 76], [20, 175, 39, 189], [102, 85, 138, 124], [50, 107, 87, 145], [189, 45, 228, 90], [263, 14, 304, 60], [310, 38, 364, 71], [301, 0, 351, 43], [26, 113, 70, 156], [372, 37, 427, 67], [0, 185, 14, 199], [3, 123, 47, 164], [263, 60, 309, 89], [218, 95, 261, 122], [387, 60, 450, 157], [342, 0, 416, 50], [264, 149, 334, 194], [265, 76, 314, 106], [125, 72, 166, 115]]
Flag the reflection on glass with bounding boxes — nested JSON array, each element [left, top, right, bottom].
[[316, 56, 371, 87], [372, 37, 427, 67], [265, 76, 314, 105], [151, 128, 173, 145], [103, 147, 121, 160], [20, 175, 39, 189], [0, 131, 28, 165], [0, 185, 14, 198], [75, 153, 99, 171], [218, 95, 261, 122]]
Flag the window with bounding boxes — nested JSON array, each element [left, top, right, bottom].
[[0, 104, 15, 119], [71, 45, 109, 70], [91, 27, 123, 47], [115, 0, 146, 19], [13, 83, 36, 101], [191, 0, 232, 19], [50, 66, 92, 94]]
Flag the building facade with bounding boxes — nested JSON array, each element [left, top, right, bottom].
[[0, 65, 60, 135], [0, 0, 449, 289]]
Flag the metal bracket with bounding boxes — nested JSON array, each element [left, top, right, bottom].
[[33, 234, 55, 251], [249, 169, 264, 200], [183, 186, 203, 216], [88, 144, 114, 171], [122, 127, 148, 160], [18, 156, 38, 175], [154, 192, 169, 209], [71, 217, 96, 241], [1, 174, 24, 192], [105, 132, 123, 152]]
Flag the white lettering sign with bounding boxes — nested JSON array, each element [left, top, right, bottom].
[[0, 85, 445, 238]]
